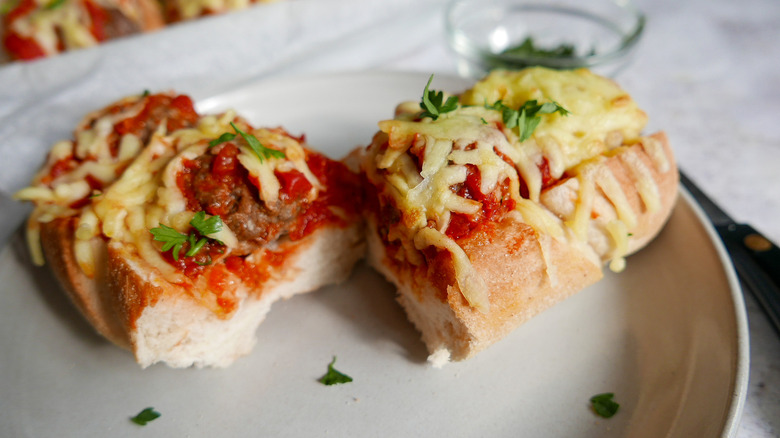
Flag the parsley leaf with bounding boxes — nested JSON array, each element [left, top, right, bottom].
[[230, 122, 285, 162], [189, 211, 222, 236], [44, 0, 66, 10], [194, 255, 212, 266], [149, 212, 223, 261], [487, 99, 569, 141], [208, 132, 236, 148], [149, 224, 187, 261], [419, 74, 459, 120], [185, 233, 207, 257], [318, 356, 353, 386], [0, 1, 15, 14], [130, 407, 160, 426], [590, 393, 620, 418]]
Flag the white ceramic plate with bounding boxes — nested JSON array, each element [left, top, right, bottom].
[[0, 72, 748, 437]]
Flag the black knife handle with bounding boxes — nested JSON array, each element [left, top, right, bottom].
[[716, 223, 780, 334]]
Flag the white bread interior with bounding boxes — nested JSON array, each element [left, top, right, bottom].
[[363, 132, 678, 366], [42, 218, 364, 368]]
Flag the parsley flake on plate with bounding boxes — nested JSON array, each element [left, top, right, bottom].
[[590, 392, 620, 418], [130, 407, 160, 426], [318, 356, 353, 386]]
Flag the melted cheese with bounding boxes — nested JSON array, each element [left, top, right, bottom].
[[16, 95, 322, 299], [6, 0, 148, 56], [461, 68, 648, 171], [366, 68, 671, 311]]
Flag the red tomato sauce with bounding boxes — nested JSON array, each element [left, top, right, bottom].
[[445, 164, 516, 240], [83, 0, 108, 41], [113, 94, 198, 144], [41, 157, 75, 185], [159, 236, 226, 279], [170, 138, 361, 287], [176, 143, 246, 217], [288, 150, 361, 241], [223, 246, 291, 290], [2, 32, 45, 60], [204, 265, 237, 314]]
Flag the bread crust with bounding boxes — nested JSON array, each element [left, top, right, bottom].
[[19, 91, 366, 368], [40, 217, 131, 348], [41, 218, 364, 368], [366, 217, 603, 362], [363, 131, 678, 365], [540, 132, 679, 260]]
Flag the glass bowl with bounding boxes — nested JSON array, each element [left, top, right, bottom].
[[445, 0, 645, 79]]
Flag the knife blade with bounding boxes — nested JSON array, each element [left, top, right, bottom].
[[680, 170, 780, 334]]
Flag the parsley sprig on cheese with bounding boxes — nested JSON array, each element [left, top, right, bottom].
[[149, 212, 223, 261], [44, 0, 66, 10], [208, 132, 237, 148], [230, 122, 286, 162], [419, 74, 459, 120], [487, 99, 570, 141], [207, 123, 286, 164]]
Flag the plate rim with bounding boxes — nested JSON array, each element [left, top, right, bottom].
[[676, 187, 750, 438]]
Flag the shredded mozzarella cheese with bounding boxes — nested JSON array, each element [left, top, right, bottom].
[[364, 68, 672, 312], [14, 95, 323, 292]]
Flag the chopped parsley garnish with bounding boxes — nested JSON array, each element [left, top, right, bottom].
[[486, 99, 569, 141], [590, 393, 620, 418], [44, 0, 66, 10], [318, 356, 353, 386], [130, 407, 160, 426], [419, 74, 459, 120], [0, 0, 17, 14], [208, 132, 237, 148], [189, 210, 223, 235], [194, 255, 213, 266], [185, 232, 207, 257], [229, 122, 285, 162], [149, 224, 188, 261], [141, 89, 151, 97], [149, 212, 223, 262]]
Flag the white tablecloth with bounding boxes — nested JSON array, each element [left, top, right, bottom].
[[0, 0, 777, 435]]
